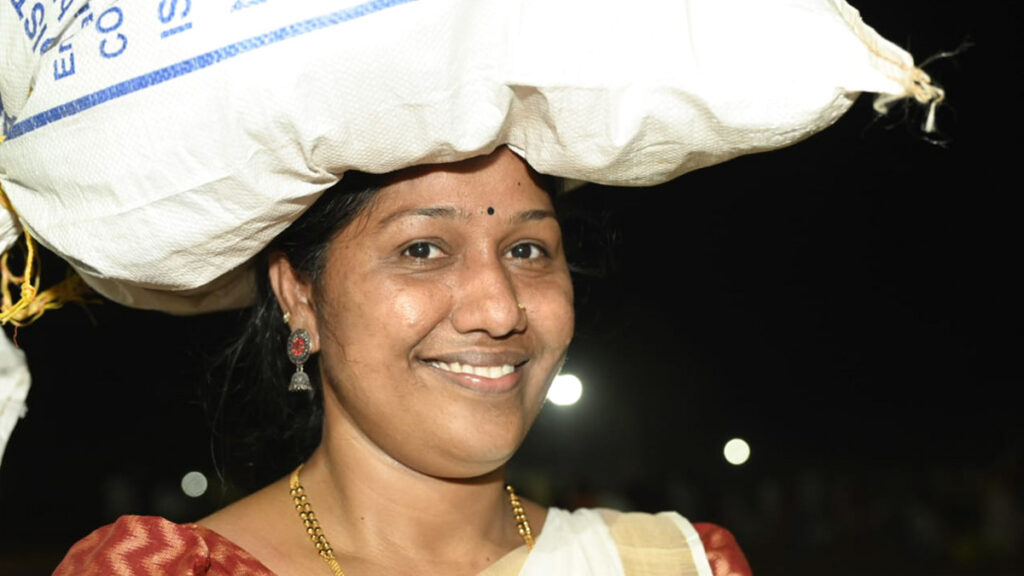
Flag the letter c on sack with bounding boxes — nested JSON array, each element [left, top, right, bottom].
[[97, 6, 126, 58]]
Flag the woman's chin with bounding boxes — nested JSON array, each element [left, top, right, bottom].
[[394, 435, 524, 481]]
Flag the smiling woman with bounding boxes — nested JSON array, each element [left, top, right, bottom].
[[52, 147, 750, 576]]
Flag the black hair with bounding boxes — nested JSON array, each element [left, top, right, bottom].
[[209, 172, 383, 492]]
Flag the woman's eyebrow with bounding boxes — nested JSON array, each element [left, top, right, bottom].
[[511, 209, 557, 224], [376, 206, 462, 228]]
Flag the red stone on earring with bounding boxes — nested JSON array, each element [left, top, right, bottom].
[[287, 329, 313, 392], [287, 329, 311, 365]]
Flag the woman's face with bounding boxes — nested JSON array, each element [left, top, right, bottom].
[[298, 148, 574, 479]]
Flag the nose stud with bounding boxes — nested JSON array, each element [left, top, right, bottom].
[[517, 303, 526, 311]]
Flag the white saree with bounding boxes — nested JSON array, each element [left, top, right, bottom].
[[480, 508, 715, 576]]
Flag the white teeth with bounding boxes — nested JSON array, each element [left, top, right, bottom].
[[430, 361, 516, 378]]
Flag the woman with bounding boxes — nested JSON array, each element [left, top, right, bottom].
[[55, 147, 750, 575]]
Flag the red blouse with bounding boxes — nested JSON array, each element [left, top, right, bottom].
[[55, 516, 273, 576]]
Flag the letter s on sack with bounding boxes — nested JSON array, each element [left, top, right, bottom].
[[159, 0, 192, 38]]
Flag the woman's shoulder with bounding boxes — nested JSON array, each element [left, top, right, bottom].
[[54, 515, 275, 576], [542, 507, 752, 576]]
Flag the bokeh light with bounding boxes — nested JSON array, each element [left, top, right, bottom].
[[547, 373, 583, 406], [180, 471, 208, 498], [723, 438, 751, 465]]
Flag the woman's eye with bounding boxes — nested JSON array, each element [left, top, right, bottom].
[[508, 242, 548, 260], [403, 242, 442, 259]]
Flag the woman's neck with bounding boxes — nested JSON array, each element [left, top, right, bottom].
[[297, 420, 525, 569]]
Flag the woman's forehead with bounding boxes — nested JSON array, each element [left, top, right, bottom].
[[361, 186, 556, 235], [385, 148, 546, 191], [368, 150, 554, 215]]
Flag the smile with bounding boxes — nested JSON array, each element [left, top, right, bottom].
[[428, 361, 516, 379]]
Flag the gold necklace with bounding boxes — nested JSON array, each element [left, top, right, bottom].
[[289, 464, 534, 576]]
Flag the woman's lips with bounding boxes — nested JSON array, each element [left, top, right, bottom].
[[426, 360, 522, 392]]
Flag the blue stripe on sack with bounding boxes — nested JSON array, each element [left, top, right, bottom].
[[6, 0, 418, 140]]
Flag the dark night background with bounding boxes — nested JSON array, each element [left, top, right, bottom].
[[1, 1, 1021, 575]]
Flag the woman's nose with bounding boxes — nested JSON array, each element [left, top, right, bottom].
[[450, 255, 527, 338]]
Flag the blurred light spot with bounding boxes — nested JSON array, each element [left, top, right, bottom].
[[548, 374, 582, 406], [723, 438, 751, 466], [181, 471, 208, 498]]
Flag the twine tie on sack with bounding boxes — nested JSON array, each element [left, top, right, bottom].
[[0, 176, 93, 327], [835, 1, 946, 133], [873, 65, 945, 134]]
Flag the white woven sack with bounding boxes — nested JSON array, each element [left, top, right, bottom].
[[0, 0, 931, 314], [0, 331, 29, 466]]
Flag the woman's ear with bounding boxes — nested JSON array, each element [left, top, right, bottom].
[[268, 252, 320, 353]]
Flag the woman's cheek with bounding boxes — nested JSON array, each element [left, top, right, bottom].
[[390, 280, 451, 332], [529, 277, 575, 333]]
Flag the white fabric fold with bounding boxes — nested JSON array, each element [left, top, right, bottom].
[[520, 508, 628, 576], [0, 329, 29, 466], [665, 513, 714, 576]]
